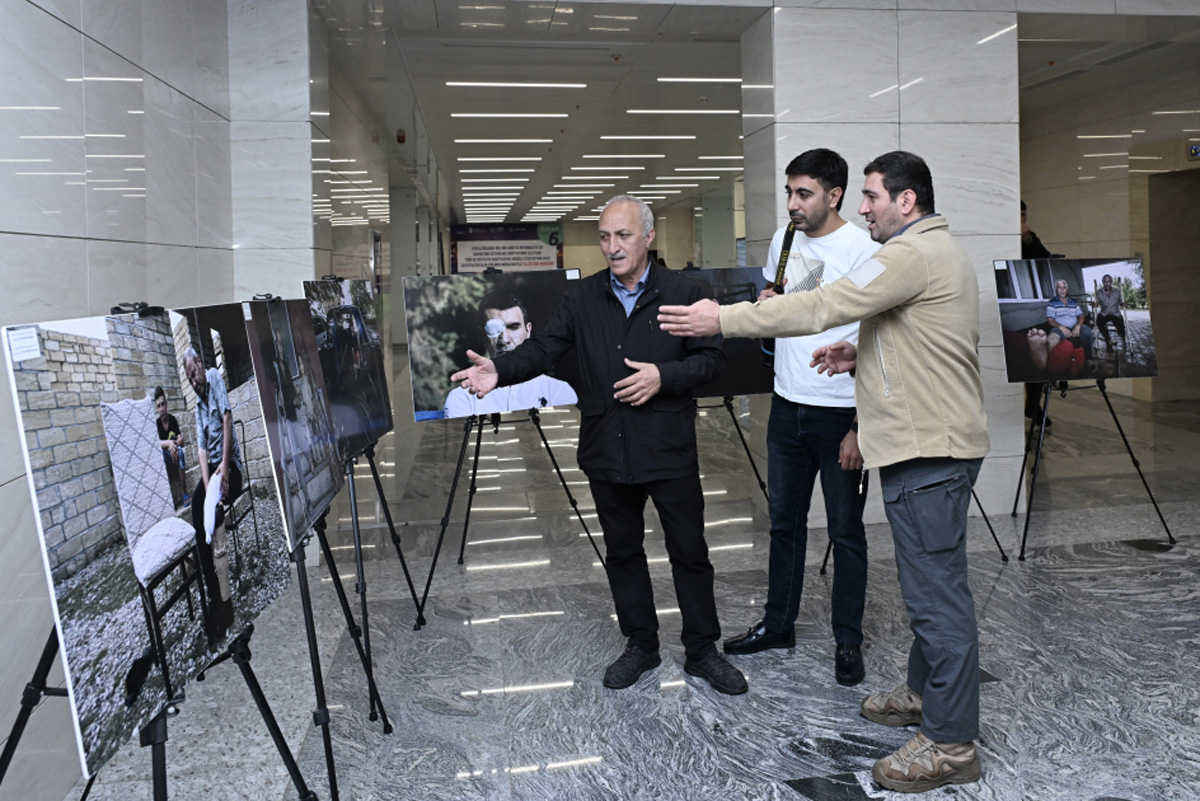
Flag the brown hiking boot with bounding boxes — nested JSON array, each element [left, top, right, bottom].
[[861, 682, 922, 727], [872, 732, 980, 793]]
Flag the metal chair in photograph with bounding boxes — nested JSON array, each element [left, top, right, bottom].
[[101, 396, 209, 703]]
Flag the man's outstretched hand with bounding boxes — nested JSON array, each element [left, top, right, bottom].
[[450, 350, 499, 399], [613, 359, 661, 406], [811, 341, 857, 376], [657, 299, 722, 337]]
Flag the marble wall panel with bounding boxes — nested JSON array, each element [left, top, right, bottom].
[[308, 0, 331, 134], [145, 244, 201, 310], [977, 344, 1026, 459], [773, 8, 899, 124], [196, 112, 233, 249], [25, 0, 83, 26], [144, 84, 199, 247], [78, 0, 143, 71], [739, 9, 774, 140], [1016, 0, 1114, 11], [0, 232, 89, 325], [142, 0, 195, 100], [232, 247, 314, 300], [0, 0, 86, 238], [898, 11, 1018, 124], [81, 41, 149, 243], [776, 0, 896, 8], [192, 0, 230, 118], [85, 239, 147, 316], [195, 247, 235, 306], [228, 0, 311, 122], [900, 122, 1020, 236], [740, 124, 777, 253], [230, 120, 314, 250]]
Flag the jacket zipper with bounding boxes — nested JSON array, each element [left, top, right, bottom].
[[874, 327, 891, 398]]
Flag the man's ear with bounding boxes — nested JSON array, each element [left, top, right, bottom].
[[646, 227, 656, 247], [897, 188, 917, 216], [827, 186, 843, 210]]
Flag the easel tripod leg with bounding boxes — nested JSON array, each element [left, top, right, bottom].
[[723, 396, 768, 501], [138, 710, 169, 801], [528, 409, 606, 567], [364, 446, 422, 618], [1019, 383, 1054, 560], [292, 544, 339, 800], [1095, 380, 1174, 544], [0, 627, 67, 784], [416, 416, 475, 629], [456, 418, 487, 565]]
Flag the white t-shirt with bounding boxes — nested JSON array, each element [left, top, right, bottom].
[[443, 373, 577, 418], [762, 220, 879, 407]]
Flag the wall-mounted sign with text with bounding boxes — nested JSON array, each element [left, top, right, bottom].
[[450, 223, 564, 273]]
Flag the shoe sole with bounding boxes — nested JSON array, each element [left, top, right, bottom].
[[860, 705, 922, 727], [602, 653, 661, 690], [836, 667, 866, 687], [871, 756, 980, 793], [683, 662, 748, 695]]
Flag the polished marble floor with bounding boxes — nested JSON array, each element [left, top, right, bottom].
[[66, 362, 1200, 800]]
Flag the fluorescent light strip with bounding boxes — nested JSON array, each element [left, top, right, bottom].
[[675, 167, 742, 172], [601, 135, 694, 140], [447, 81, 586, 88], [571, 166, 644, 171], [627, 109, 739, 115], [657, 77, 740, 83], [460, 168, 536, 173], [562, 175, 628, 180], [642, 183, 699, 188], [0, 106, 61, 111], [1077, 134, 1133, 139], [455, 139, 552, 144], [1151, 109, 1200, 115], [452, 113, 568, 118], [461, 178, 530, 182], [553, 184, 613, 188], [458, 157, 542, 162], [582, 154, 664, 159], [698, 156, 743, 160]]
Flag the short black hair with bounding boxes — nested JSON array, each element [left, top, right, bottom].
[[478, 289, 528, 324], [863, 151, 935, 215], [785, 148, 849, 211], [1020, 199, 1027, 212], [153, 385, 166, 402]]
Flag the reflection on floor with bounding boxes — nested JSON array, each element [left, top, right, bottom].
[[68, 361, 1200, 800]]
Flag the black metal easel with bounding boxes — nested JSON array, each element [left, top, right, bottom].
[[1012, 379, 1174, 560], [414, 410, 606, 630], [697, 395, 769, 502], [312, 509, 392, 735], [0, 628, 76, 788], [166, 624, 318, 801]]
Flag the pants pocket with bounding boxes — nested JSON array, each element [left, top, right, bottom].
[[905, 474, 971, 553]]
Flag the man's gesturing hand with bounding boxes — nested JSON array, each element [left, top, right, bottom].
[[657, 298, 722, 337], [810, 341, 857, 376], [614, 359, 661, 406], [450, 349, 499, 399]]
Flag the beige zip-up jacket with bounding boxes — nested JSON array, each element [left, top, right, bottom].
[[721, 215, 989, 469]]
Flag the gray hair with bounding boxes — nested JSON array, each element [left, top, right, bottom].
[[182, 346, 200, 366], [601, 195, 654, 237]]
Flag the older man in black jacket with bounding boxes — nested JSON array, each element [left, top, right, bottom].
[[451, 195, 746, 695]]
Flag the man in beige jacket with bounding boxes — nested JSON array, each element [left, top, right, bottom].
[[658, 151, 989, 794]]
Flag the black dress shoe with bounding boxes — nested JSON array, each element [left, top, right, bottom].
[[603, 644, 661, 689], [723, 621, 795, 655], [835, 642, 865, 686], [684, 652, 748, 695]]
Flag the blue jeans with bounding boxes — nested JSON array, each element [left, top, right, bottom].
[[879, 456, 982, 743], [763, 395, 868, 644]]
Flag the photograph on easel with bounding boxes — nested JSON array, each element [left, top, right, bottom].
[[246, 300, 343, 550], [685, 266, 776, 399], [304, 279, 393, 461], [401, 271, 581, 421], [3, 306, 292, 776], [995, 257, 1158, 383]]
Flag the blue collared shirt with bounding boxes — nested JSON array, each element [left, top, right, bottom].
[[610, 263, 650, 317]]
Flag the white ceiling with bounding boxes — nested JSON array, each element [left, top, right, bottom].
[[384, 1, 766, 225]]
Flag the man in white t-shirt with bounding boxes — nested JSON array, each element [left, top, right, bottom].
[[443, 289, 577, 418], [724, 149, 879, 687]]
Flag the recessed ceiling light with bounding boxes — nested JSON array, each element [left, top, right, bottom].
[[601, 135, 696, 140], [553, 184, 614, 188], [582, 154, 664, 159], [459, 169, 537, 173], [627, 109, 739, 115], [455, 139, 553, 143], [1150, 109, 1200, 115], [698, 156, 743, 160], [675, 167, 742, 172], [641, 184, 698, 189], [594, 15, 636, 20], [452, 113, 569, 118], [741, 84, 773, 90], [1077, 134, 1133, 139], [571, 166, 645, 171], [657, 77, 741, 83], [458, 157, 542, 162], [561, 174, 629, 179], [460, 178, 531, 182], [446, 81, 587, 88]]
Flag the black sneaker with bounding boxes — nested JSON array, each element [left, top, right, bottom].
[[603, 645, 661, 689], [835, 642, 865, 686], [684, 652, 748, 695]]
